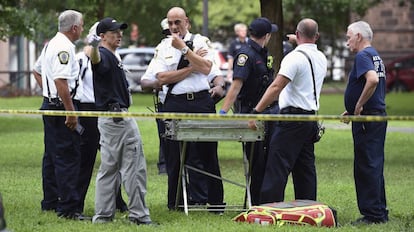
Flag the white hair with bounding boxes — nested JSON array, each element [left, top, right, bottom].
[[348, 21, 373, 41], [58, 10, 82, 32], [234, 23, 247, 33]]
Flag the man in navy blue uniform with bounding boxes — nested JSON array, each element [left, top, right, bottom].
[[33, 9, 85, 220], [220, 17, 278, 206], [226, 23, 249, 82], [248, 18, 327, 204], [343, 21, 388, 225]]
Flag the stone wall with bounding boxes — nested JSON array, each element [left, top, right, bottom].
[[351, 0, 414, 64]]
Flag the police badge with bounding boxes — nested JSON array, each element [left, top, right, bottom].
[[58, 51, 70, 64], [237, 54, 248, 66]]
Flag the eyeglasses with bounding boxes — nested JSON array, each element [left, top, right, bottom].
[[168, 20, 182, 26]]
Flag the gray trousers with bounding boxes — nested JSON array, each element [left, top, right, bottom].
[[93, 117, 151, 223]]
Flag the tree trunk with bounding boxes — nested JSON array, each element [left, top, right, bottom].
[[260, 0, 283, 72]]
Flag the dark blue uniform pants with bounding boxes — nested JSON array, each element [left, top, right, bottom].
[[163, 92, 224, 209], [41, 98, 81, 213], [352, 117, 388, 222], [77, 103, 100, 212], [260, 118, 317, 204], [156, 103, 167, 173], [240, 104, 278, 206]]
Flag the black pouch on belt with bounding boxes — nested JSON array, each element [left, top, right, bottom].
[[108, 103, 123, 122]]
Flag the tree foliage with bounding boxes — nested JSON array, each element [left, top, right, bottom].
[[1, 0, 382, 65]]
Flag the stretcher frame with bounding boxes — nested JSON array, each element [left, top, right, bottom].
[[164, 119, 265, 215]]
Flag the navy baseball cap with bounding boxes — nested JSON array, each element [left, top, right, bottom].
[[96, 17, 128, 34], [249, 17, 278, 37]]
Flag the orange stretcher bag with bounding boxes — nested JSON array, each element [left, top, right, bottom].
[[233, 200, 337, 227]]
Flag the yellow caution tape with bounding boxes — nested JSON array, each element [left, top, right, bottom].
[[0, 109, 413, 122]]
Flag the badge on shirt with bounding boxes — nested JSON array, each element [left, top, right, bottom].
[[58, 51, 70, 64], [237, 54, 248, 66]]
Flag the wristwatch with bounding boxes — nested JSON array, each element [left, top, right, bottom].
[[181, 46, 190, 55]]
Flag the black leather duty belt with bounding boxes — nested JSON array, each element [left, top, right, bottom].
[[280, 106, 315, 115], [361, 109, 385, 115], [170, 90, 209, 101]]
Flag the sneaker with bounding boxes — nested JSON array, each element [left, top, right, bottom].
[[129, 217, 159, 226], [92, 217, 112, 224]]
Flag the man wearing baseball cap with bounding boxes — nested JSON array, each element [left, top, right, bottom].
[[96, 17, 128, 35], [88, 17, 155, 226], [248, 17, 278, 37], [220, 16, 278, 206]]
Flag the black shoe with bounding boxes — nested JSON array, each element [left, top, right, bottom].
[[158, 165, 167, 175], [351, 217, 387, 226], [207, 202, 226, 215], [57, 212, 91, 221], [129, 217, 159, 226], [0, 194, 6, 231]]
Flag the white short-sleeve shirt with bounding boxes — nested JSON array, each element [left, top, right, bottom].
[[76, 52, 93, 103], [278, 44, 327, 111], [37, 32, 80, 99], [150, 32, 215, 94]]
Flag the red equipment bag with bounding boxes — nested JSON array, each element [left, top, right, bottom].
[[233, 200, 337, 227]]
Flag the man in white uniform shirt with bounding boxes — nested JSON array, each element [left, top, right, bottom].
[[149, 7, 226, 211], [33, 9, 86, 220], [249, 18, 327, 204]]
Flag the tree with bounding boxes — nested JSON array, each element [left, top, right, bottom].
[[282, 0, 381, 80], [260, 0, 284, 71]]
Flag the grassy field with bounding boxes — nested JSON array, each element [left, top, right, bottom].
[[0, 92, 413, 232]]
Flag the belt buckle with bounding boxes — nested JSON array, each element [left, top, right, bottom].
[[186, 92, 194, 100]]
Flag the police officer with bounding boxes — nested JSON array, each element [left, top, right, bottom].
[[248, 18, 327, 204], [227, 23, 249, 82], [343, 21, 388, 225], [150, 7, 226, 211], [33, 9, 85, 220], [220, 17, 278, 206]]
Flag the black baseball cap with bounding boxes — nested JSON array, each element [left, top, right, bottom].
[[249, 17, 278, 37], [96, 17, 128, 34]]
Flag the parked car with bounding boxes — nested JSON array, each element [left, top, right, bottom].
[[117, 47, 155, 92], [214, 49, 228, 74], [385, 54, 414, 92]]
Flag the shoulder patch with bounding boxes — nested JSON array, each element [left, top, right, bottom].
[[58, 51, 70, 64], [237, 54, 248, 66]]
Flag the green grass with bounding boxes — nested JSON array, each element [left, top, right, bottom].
[[0, 92, 413, 232]]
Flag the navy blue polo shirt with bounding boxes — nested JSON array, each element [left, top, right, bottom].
[[344, 47, 386, 114], [233, 39, 274, 106], [228, 38, 249, 59], [92, 47, 130, 110]]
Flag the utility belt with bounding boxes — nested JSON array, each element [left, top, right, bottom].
[[361, 109, 385, 115], [107, 102, 128, 123], [280, 106, 315, 115], [78, 102, 97, 111], [169, 90, 209, 101], [45, 97, 64, 108]]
